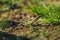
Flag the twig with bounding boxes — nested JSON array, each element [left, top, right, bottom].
[[30, 15, 41, 25]]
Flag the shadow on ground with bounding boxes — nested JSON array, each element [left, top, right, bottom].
[[0, 31, 31, 40]]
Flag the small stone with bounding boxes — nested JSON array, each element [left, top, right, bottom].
[[9, 27, 12, 30], [27, 15, 30, 18], [31, 17, 34, 20], [15, 15, 20, 18]]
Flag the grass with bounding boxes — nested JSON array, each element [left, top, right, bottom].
[[26, 0, 60, 24], [0, 17, 10, 30], [0, 0, 23, 12]]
